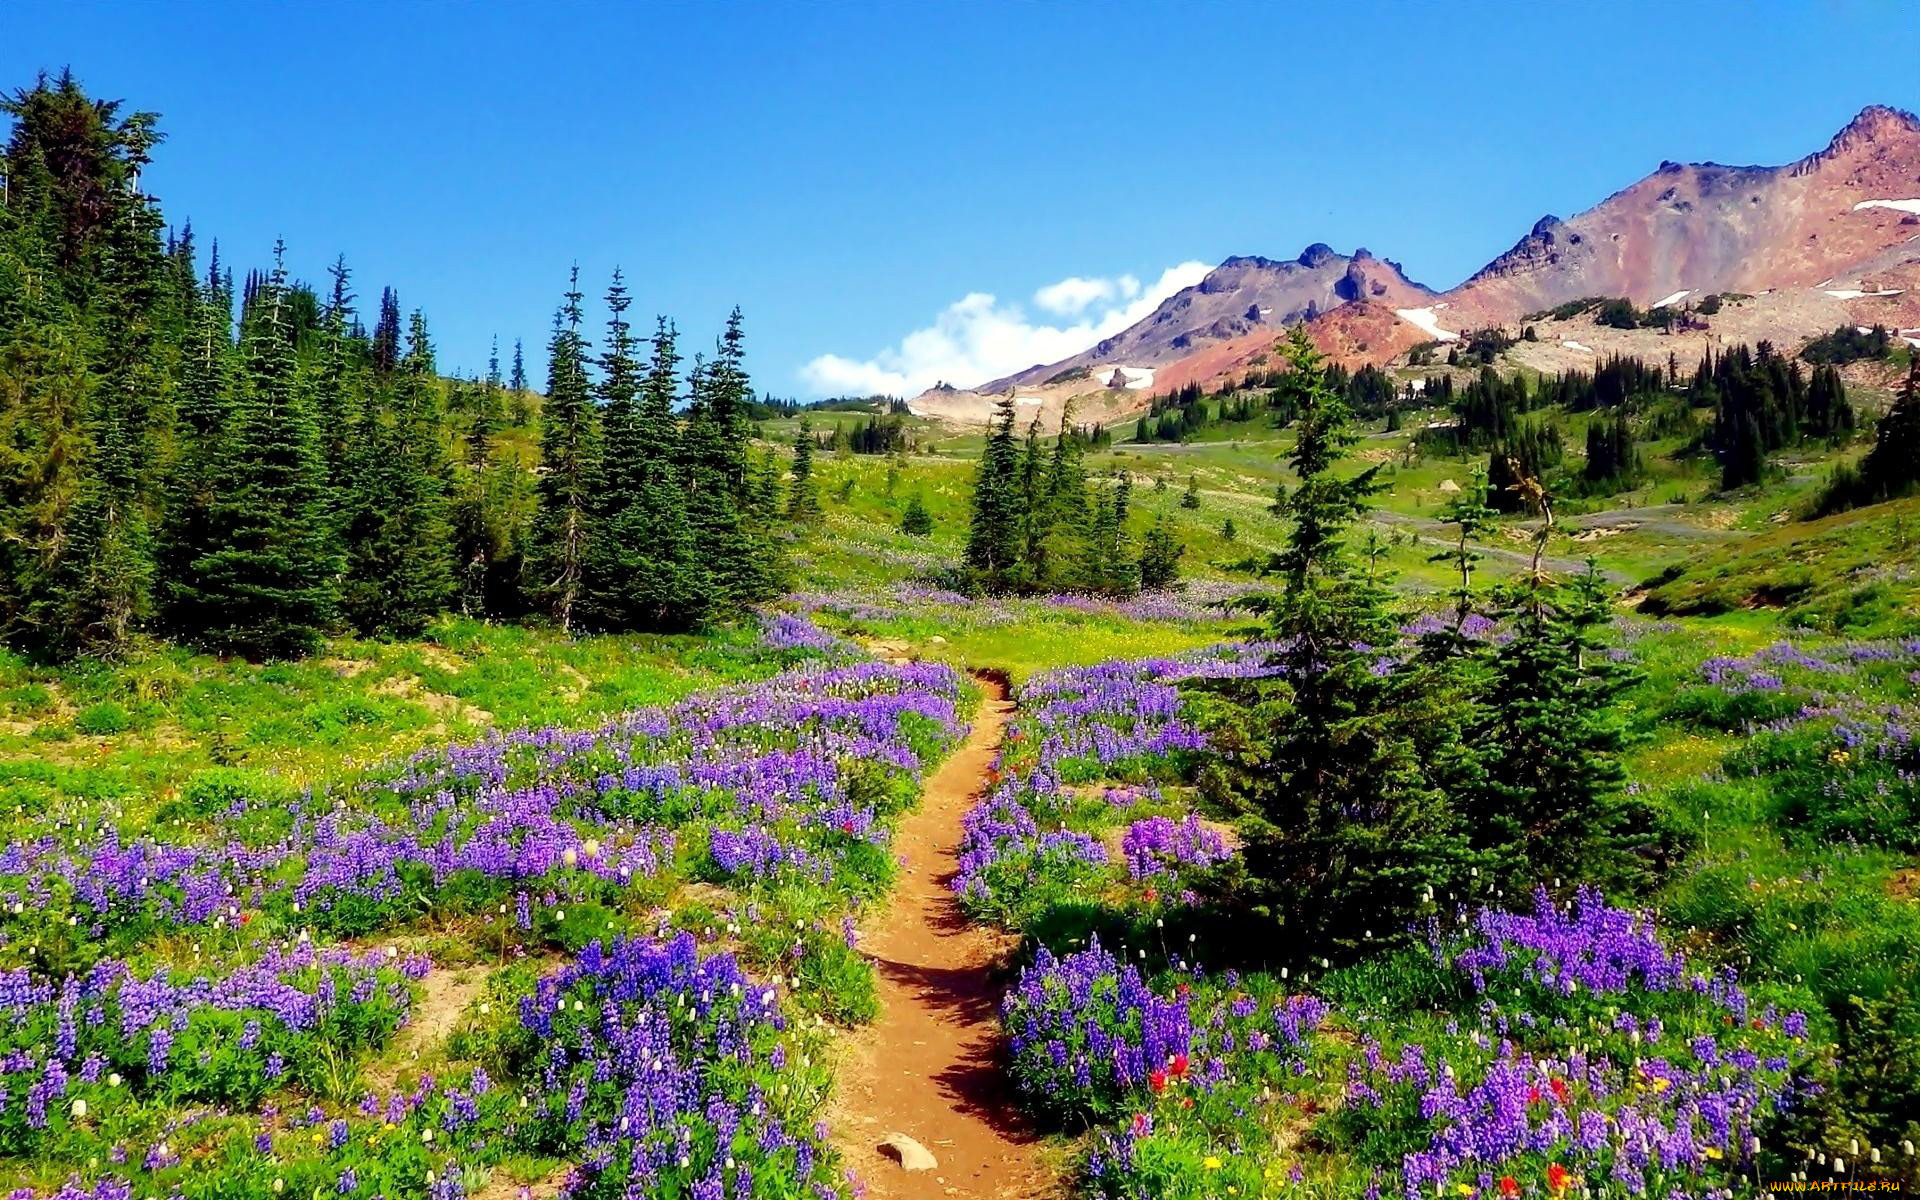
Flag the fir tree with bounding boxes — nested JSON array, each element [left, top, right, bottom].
[[901, 491, 932, 536], [963, 392, 1022, 586], [370, 285, 400, 373], [1203, 325, 1470, 954], [530, 267, 597, 632], [1471, 561, 1653, 896], [1429, 464, 1498, 632], [339, 310, 453, 635], [1138, 514, 1183, 589], [1181, 474, 1201, 509], [787, 417, 819, 519], [188, 241, 337, 658], [508, 337, 530, 425], [158, 255, 232, 632]]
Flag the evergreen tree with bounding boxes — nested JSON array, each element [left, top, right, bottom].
[[1138, 514, 1183, 589], [682, 312, 777, 610], [310, 256, 360, 499], [963, 392, 1023, 586], [1202, 325, 1470, 954], [339, 310, 453, 635], [370, 285, 400, 373], [530, 268, 597, 632], [1181, 474, 1201, 509], [158, 254, 232, 632], [508, 337, 530, 425], [1471, 561, 1653, 896], [787, 417, 819, 519], [188, 242, 337, 658], [1430, 464, 1498, 631], [901, 491, 932, 536]]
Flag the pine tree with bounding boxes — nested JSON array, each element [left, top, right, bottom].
[[901, 491, 932, 536], [531, 267, 597, 632], [158, 255, 232, 632], [189, 241, 337, 658], [370, 285, 400, 373], [1202, 325, 1470, 954], [1471, 561, 1652, 895], [1138, 515, 1183, 589], [339, 310, 453, 635], [787, 417, 819, 519], [1181, 474, 1201, 509], [963, 392, 1022, 586]]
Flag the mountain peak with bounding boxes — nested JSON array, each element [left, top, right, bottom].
[[1297, 242, 1339, 268], [1793, 103, 1920, 175]]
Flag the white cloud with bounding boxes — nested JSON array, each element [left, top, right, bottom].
[[801, 261, 1210, 397]]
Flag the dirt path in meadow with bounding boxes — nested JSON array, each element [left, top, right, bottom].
[[829, 672, 1057, 1200]]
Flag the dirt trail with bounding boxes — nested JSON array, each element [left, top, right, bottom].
[[830, 673, 1054, 1200]]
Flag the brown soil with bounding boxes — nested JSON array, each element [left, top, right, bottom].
[[829, 674, 1057, 1200]]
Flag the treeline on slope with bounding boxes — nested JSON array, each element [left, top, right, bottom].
[[1424, 344, 1854, 500], [962, 399, 1182, 597], [0, 71, 790, 661], [1799, 322, 1899, 366], [1199, 326, 1665, 954], [1814, 358, 1920, 516], [1131, 363, 1422, 444]]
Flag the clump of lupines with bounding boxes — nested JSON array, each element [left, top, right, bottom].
[[952, 645, 1276, 920], [0, 943, 422, 1152], [1002, 936, 1327, 1124], [1047, 891, 1816, 1200], [516, 932, 842, 1200], [0, 658, 966, 954]]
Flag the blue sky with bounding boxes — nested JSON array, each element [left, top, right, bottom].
[[4, 0, 1915, 395]]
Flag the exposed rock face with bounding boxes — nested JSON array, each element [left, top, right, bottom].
[[973, 247, 1435, 394], [907, 105, 1920, 425], [1446, 104, 1920, 322]]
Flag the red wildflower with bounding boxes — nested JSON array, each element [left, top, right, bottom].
[[840, 821, 855, 834], [1170, 1053, 1190, 1077], [1750, 1018, 1766, 1030], [1528, 1086, 1542, 1105], [1148, 1069, 1167, 1093], [1131, 1113, 1149, 1139], [1181, 1097, 1193, 1109], [1143, 886, 1159, 903], [1547, 1164, 1571, 1195], [1499, 1177, 1520, 1198], [1549, 1077, 1569, 1103]]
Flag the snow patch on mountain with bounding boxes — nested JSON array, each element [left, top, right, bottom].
[[1395, 306, 1459, 341]]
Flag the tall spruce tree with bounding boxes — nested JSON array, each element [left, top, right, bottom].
[[963, 392, 1022, 586], [339, 310, 453, 635], [787, 418, 819, 520], [158, 253, 232, 632], [189, 241, 337, 658], [1471, 560, 1652, 896], [531, 268, 597, 632], [1202, 325, 1470, 954]]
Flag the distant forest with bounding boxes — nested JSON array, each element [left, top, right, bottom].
[[0, 71, 803, 661]]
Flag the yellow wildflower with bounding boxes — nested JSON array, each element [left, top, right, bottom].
[[1204, 1156, 1222, 1170]]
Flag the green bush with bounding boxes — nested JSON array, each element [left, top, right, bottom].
[[73, 700, 132, 735]]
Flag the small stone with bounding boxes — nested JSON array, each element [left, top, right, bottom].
[[879, 1133, 938, 1171], [928, 635, 947, 645]]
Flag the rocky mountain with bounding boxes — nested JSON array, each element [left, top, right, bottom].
[[910, 105, 1920, 425], [1444, 104, 1920, 324], [975, 246, 1434, 393]]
